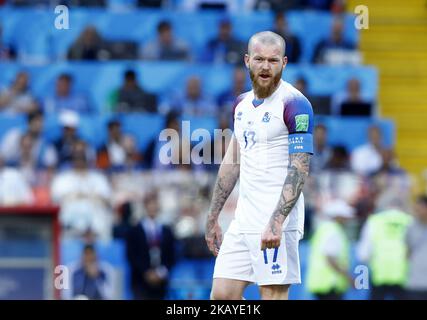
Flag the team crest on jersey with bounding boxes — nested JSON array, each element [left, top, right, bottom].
[[236, 111, 243, 121], [262, 112, 271, 123]]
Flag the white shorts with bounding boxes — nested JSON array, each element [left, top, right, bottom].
[[213, 225, 303, 286]]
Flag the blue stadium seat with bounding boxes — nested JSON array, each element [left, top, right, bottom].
[[121, 113, 165, 151], [287, 11, 359, 62], [42, 113, 109, 148], [0, 8, 359, 63], [168, 259, 213, 300], [0, 114, 26, 142], [318, 117, 395, 151], [42, 113, 165, 151], [0, 62, 377, 114], [180, 115, 218, 136]]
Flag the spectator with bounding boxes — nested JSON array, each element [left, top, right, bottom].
[[111, 69, 157, 113], [67, 26, 107, 61], [126, 190, 176, 299], [109, 159, 146, 221], [51, 140, 113, 240], [307, 199, 355, 300], [294, 77, 309, 96], [273, 13, 301, 63], [0, 156, 34, 206], [178, 0, 262, 11], [44, 73, 93, 115], [330, 0, 346, 15], [294, 76, 332, 114], [0, 110, 57, 169], [304, 0, 334, 10], [10, 127, 53, 202], [350, 125, 384, 176], [53, 111, 95, 168], [96, 119, 142, 171], [68, 0, 106, 6], [112, 202, 134, 240], [141, 20, 190, 61], [405, 195, 427, 300], [0, 24, 16, 61], [311, 124, 332, 173], [175, 194, 211, 259], [331, 78, 373, 116], [314, 145, 362, 228], [205, 116, 231, 172], [252, 0, 302, 11], [325, 145, 350, 172], [202, 18, 245, 65], [356, 204, 413, 300], [138, 0, 163, 7], [0, 71, 38, 114], [144, 110, 181, 170], [66, 244, 114, 300], [17, 132, 57, 189], [145, 109, 197, 171], [368, 149, 412, 220], [169, 76, 217, 117], [9, 0, 49, 5], [312, 18, 356, 64], [371, 149, 406, 177], [217, 67, 248, 123]]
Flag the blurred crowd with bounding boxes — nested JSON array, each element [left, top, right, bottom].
[[1, 8, 368, 116], [1, 0, 348, 12], [0, 0, 426, 300]]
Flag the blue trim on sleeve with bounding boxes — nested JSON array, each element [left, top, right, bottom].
[[283, 96, 314, 135], [289, 133, 313, 154]]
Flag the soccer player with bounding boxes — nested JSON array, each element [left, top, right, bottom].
[[205, 31, 314, 300]]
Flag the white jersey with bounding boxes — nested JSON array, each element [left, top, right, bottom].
[[232, 80, 314, 235]]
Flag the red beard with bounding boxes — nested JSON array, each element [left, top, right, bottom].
[[249, 68, 282, 99]]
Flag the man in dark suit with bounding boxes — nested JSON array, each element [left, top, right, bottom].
[[126, 190, 176, 299]]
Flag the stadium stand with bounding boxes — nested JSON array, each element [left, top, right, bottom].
[[1, 1, 424, 301]]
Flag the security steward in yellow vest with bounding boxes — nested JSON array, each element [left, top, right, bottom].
[[307, 200, 355, 300], [356, 208, 412, 300]]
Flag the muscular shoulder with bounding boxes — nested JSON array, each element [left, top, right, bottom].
[[283, 91, 314, 135], [281, 81, 312, 110]]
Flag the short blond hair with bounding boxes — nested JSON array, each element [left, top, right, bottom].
[[248, 31, 286, 56]]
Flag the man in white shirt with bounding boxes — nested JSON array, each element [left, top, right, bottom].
[[51, 143, 112, 240], [350, 125, 384, 176]]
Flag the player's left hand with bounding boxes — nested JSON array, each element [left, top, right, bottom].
[[261, 221, 282, 250]]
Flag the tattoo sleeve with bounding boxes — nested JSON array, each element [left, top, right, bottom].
[[206, 136, 240, 227], [269, 152, 312, 232]]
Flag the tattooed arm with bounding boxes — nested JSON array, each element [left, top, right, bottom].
[[261, 152, 312, 250], [205, 134, 240, 256]]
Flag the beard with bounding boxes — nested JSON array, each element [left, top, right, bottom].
[[249, 67, 282, 99]]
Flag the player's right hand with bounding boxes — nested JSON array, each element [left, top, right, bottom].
[[205, 220, 223, 257]]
